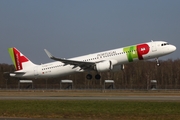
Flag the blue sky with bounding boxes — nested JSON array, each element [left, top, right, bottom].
[[0, 0, 180, 64]]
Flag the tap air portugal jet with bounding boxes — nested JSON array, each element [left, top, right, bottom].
[[8, 40, 176, 80]]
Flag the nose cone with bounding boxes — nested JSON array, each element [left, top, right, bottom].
[[171, 45, 176, 52], [163, 44, 176, 55]]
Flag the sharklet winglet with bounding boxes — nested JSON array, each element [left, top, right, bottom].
[[44, 49, 54, 59]]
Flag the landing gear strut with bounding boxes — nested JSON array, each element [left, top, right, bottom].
[[156, 58, 160, 66]]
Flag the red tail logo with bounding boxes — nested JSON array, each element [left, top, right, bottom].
[[13, 48, 29, 70]]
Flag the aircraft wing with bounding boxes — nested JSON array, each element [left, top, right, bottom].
[[44, 49, 96, 70]]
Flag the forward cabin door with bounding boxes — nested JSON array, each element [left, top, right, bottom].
[[151, 41, 157, 52]]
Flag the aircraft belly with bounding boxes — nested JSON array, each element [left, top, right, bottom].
[[40, 65, 77, 78], [57, 66, 77, 75], [116, 55, 131, 64]]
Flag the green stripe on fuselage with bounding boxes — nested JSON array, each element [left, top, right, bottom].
[[123, 45, 138, 62]]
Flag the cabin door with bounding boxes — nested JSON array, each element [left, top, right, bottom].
[[151, 42, 157, 52]]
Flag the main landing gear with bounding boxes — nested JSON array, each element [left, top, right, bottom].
[[86, 74, 92, 80], [86, 74, 101, 80]]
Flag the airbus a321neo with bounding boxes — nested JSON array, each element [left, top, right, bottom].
[[8, 40, 176, 80]]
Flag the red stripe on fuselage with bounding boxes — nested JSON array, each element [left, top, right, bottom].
[[137, 44, 150, 60]]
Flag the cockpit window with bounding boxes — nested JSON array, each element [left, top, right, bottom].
[[161, 43, 169, 46]]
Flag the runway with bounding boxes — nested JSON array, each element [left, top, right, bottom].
[[0, 96, 180, 101]]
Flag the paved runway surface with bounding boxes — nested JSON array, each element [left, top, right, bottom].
[[0, 96, 180, 101]]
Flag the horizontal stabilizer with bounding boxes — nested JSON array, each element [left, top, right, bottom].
[[3, 71, 25, 78], [14, 71, 26, 74]]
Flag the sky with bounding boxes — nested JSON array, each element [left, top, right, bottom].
[[0, 0, 180, 64]]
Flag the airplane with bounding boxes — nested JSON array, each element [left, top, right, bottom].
[[7, 40, 176, 80]]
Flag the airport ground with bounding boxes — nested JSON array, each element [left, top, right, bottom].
[[1, 89, 180, 97], [0, 90, 180, 120]]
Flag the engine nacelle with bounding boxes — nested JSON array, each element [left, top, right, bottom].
[[111, 64, 125, 72], [95, 60, 113, 72]]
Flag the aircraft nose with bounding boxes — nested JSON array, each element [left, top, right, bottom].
[[171, 45, 176, 52]]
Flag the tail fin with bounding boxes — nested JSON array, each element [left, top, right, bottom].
[[8, 47, 36, 71]]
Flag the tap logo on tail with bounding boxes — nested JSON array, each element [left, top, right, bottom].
[[8, 48, 29, 70]]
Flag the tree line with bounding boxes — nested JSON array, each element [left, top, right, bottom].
[[0, 59, 180, 89]]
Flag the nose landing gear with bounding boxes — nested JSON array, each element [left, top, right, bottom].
[[156, 58, 160, 66]]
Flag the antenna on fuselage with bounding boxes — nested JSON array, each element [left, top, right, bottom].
[[151, 40, 154, 42]]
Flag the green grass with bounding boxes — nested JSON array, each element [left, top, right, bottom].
[[0, 100, 180, 119]]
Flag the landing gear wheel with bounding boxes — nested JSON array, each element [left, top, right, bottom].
[[157, 63, 160, 66], [95, 74, 101, 80], [86, 74, 92, 80]]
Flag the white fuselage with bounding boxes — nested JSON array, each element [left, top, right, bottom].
[[10, 41, 176, 78]]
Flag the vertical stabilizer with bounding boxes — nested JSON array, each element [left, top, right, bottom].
[[8, 47, 36, 71]]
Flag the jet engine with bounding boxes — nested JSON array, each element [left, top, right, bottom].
[[95, 60, 113, 72]]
